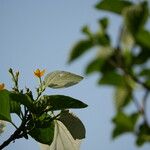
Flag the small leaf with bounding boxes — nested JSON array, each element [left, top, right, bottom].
[[136, 123, 150, 146], [94, 33, 110, 46], [112, 112, 139, 138], [68, 39, 94, 63], [44, 71, 83, 89], [85, 46, 113, 74], [99, 71, 125, 87], [139, 69, 150, 77], [95, 0, 132, 14], [40, 120, 81, 150], [85, 58, 104, 74], [123, 2, 148, 34], [10, 93, 34, 112], [36, 95, 88, 111], [58, 111, 86, 140], [0, 90, 11, 122], [133, 47, 150, 65], [81, 26, 92, 37], [29, 121, 54, 145], [135, 29, 150, 49], [114, 86, 132, 110], [98, 17, 109, 31], [121, 27, 134, 50]]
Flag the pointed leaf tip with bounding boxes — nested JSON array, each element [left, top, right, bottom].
[[44, 71, 83, 89]]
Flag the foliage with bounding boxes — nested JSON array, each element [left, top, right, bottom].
[[0, 68, 87, 149], [69, 0, 150, 147]]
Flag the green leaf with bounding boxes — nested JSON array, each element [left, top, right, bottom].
[[99, 71, 125, 87], [85, 46, 113, 74], [112, 112, 139, 138], [40, 120, 81, 150], [58, 111, 86, 140], [95, 0, 132, 14], [29, 121, 54, 145], [36, 95, 88, 112], [44, 71, 83, 89], [0, 90, 11, 122], [136, 123, 150, 146], [81, 26, 92, 37], [139, 68, 150, 76], [85, 58, 104, 74], [121, 27, 134, 50], [133, 47, 150, 65], [10, 93, 34, 112], [135, 29, 150, 49], [9, 99, 21, 115], [123, 2, 148, 34], [94, 33, 110, 46], [68, 39, 94, 62], [114, 86, 132, 110], [98, 17, 109, 31]]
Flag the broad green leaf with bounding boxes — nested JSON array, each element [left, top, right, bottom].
[[0, 90, 11, 122], [112, 112, 139, 138], [0, 90, 21, 115], [29, 121, 54, 145], [99, 71, 125, 87], [136, 123, 150, 146], [58, 111, 86, 140], [68, 39, 94, 63], [114, 86, 132, 110], [36, 95, 88, 112], [123, 2, 148, 34], [44, 71, 83, 89], [95, 0, 132, 14], [135, 29, 150, 49], [10, 93, 34, 112], [40, 120, 81, 150], [9, 99, 21, 115]]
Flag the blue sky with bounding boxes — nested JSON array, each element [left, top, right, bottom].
[[0, 0, 150, 150]]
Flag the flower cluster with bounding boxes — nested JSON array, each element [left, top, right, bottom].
[[34, 69, 45, 78]]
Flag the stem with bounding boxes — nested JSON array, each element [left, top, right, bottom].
[[0, 109, 29, 150], [0, 120, 26, 150], [142, 90, 149, 125], [132, 95, 143, 114], [10, 122, 18, 130]]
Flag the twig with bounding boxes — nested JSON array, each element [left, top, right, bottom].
[[0, 109, 29, 150], [142, 90, 149, 125], [0, 120, 26, 150]]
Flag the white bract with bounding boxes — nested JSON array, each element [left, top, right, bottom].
[[0, 120, 6, 135], [44, 71, 83, 89], [40, 120, 81, 150]]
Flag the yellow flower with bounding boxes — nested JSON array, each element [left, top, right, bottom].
[[0, 83, 5, 91], [34, 69, 45, 78]]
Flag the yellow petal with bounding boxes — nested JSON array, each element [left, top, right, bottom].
[[34, 69, 45, 77]]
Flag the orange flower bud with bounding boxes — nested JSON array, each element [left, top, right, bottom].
[[34, 69, 45, 78]]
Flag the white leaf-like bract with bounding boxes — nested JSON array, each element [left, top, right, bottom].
[[44, 71, 83, 89], [40, 120, 81, 150], [0, 120, 6, 135]]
